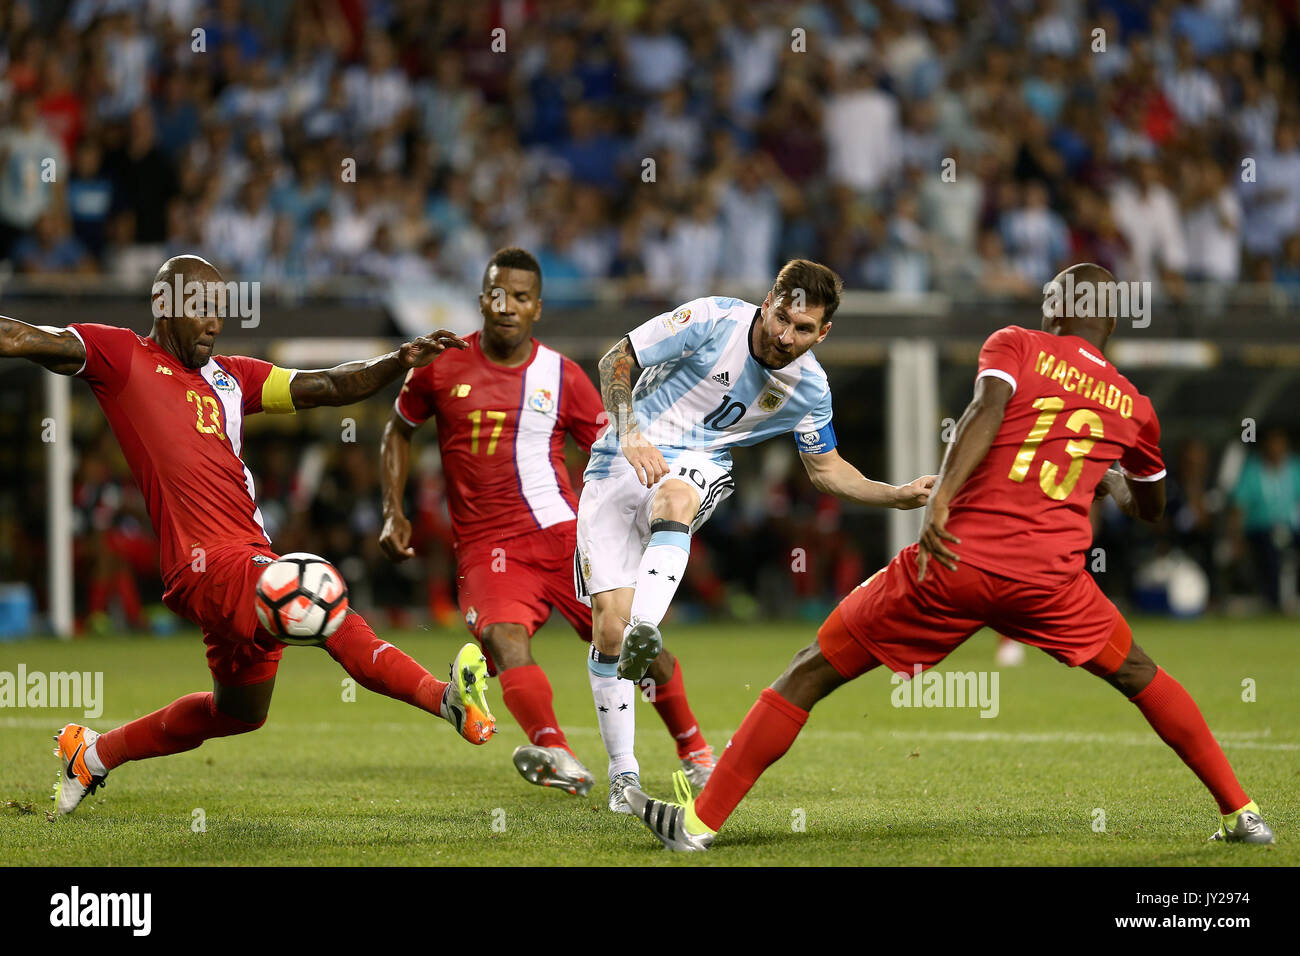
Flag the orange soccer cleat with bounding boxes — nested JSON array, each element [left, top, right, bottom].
[[52, 723, 108, 817]]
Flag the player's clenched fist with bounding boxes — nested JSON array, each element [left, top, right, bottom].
[[621, 428, 669, 488], [894, 474, 937, 510], [398, 330, 469, 368], [380, 512, 415, 561]]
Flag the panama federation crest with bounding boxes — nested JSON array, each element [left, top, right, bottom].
[[528, 387, 555, 414]]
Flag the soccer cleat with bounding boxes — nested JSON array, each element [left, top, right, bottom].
[[617, 620, 662, 681], [1209, 801, 1276, 844], [51, 724, 107, 817], [512, 745, 596, 797], [680, 745, 716, 789], [608, 771, 641, 814], [624, 770, 715, 851], [441, 643, 497, 745]]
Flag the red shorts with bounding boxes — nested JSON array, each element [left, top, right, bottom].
[[456, 525, 592, 675], [818, 543, 1131, 679], [163, 544, 285, 687]]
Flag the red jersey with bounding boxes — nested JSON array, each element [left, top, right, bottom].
[[69, 323, 298, 583], [394, 332, 605, 548], [944, 326, 1165, 587]]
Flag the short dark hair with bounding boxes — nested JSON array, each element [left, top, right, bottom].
[[482, 246, 542, 296], [772, 259, 843, 323]]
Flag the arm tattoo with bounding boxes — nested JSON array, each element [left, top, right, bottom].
[[291, 352, 405, 409], [598, 336, 641, 437], [0, 316, 87, 374]]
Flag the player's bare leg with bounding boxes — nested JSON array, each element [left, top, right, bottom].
[[322, 612, 494, 745], [625, 636, 851, 850], [55, 676, 276, 817], [482, 621, 594, 796], [1085, 631, 1275, 844]]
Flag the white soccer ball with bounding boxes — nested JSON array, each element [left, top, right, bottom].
[[254, 553, 350, 645]]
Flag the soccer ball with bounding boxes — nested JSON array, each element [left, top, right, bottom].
[[254, 553, 349, 645]]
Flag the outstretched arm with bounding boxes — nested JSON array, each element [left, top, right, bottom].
[[917, 375, 1012, 582], [379, 412, 416, 561], [290, 330, 467, 410], [799, 448, 935, 508], [0, 315, 87, 375], [598, 335, 667, 487]]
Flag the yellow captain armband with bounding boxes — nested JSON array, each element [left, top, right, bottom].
[[262, 366, 298, 414]]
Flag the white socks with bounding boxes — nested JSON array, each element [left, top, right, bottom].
[[588, 647, 638, 780], [84, 738, 107, 776], [628, 526, 691, 627]]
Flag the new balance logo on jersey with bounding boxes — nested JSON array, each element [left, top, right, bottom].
[[711, 371, 730, 387], [155, 364, 172, 375]]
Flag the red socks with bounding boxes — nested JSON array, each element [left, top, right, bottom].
[[94, 692, 263, 770], [498, 664, 569, 751], [1131, 667, 1250, 814], [695, 687, 808, 832], [324, 614, 446, 716], [651, 658, 707, 756], [94, 616, 447, 771]]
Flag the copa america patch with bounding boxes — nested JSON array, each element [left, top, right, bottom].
[[660, 307, 692, 335], [528, 387, 555, 414], [251, 554, 273, 565]]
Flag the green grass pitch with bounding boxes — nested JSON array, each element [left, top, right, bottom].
[[0, 617, 1294, 866]]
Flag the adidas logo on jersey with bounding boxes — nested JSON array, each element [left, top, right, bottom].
[[711, 371, 730, 387]]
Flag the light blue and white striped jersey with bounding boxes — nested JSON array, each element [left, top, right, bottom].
[[585, 296, 837, 479]]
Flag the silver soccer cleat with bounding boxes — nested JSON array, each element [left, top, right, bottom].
[[1209, 809, 1276, 844], [608, 771, 641, 814], [680, 745, 716, 789], [512, 744, 596, 797], [623, 772, 714, 852], [617, 620, 662, 681]]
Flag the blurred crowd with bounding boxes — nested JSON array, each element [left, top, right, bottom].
[[3, 0, 1299, 629], [1094, 429, 1300, 615], [2, 0, 1300, 299], [36, 416, 1298, 633]]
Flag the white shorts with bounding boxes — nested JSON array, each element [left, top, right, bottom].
[[574, 452, 735, 604]]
